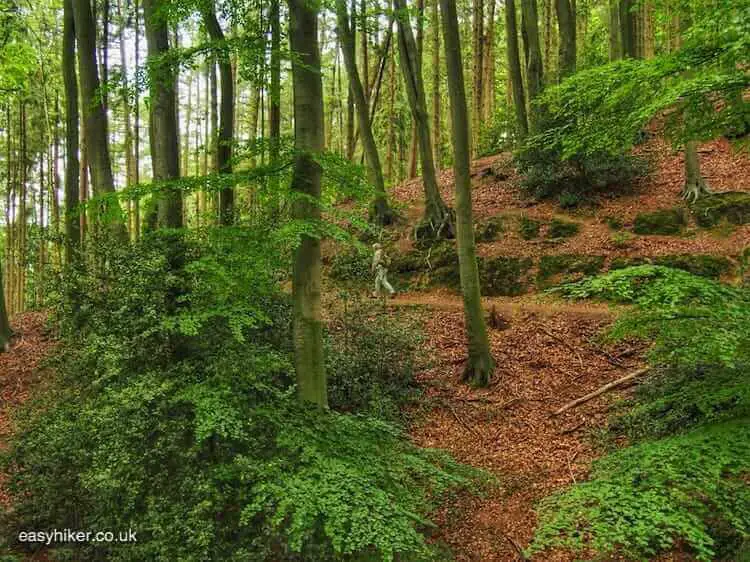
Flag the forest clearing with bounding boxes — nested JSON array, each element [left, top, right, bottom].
[[0, 0, 748, 560]]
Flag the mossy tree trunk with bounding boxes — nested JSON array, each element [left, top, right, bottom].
[[440, 0, 496, 386], [505, 0, 528, 138], [335, 0, 395, 225], [682, 140, 711, 202], [394, 0, 454, 239], [288, 0, 327, 408], [520, 0, 544, 131], [143, 0, 183, 228]]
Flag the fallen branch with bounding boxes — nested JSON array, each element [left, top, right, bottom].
[[447, 402, 482, 439], [552, 367, 651, 416], [501, 532, 528, 561]]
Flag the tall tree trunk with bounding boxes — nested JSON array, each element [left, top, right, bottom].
[[71, 0, 122, 230], [682, 141, 710, 202], [143, 0, 183, 228], [269, 0, 281, 200], [608, 0, 621, 60], [63, 0, 81, 261], [387, 37, 396, 182], [407, 0, 425, 178], [440, 0, 495, 386], [133, 0, 141, 239], [643, 0, 655, 58], [472, 0, 484, 156], [288, 0, 327, 407], [482, 0, 496, 122], [0, 253, 10, 351], [336, 0, 395, 225], [394, 0, 453, 238], [431, 0, 441, 167], [520, 0, 544, 131], [555, 0, 576, 79], [119, 0, 137, 239], [505, 0, 528, 138], [202, 3, 235, 224], [619, 0, 637, 58], [346, 0, 356, 161]]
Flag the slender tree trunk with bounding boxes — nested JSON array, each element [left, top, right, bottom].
[[482, 0, 496, 122], [0, 253, 11, 351], [520, 0, 544, 131], [505, 0, 528, 138], [619, 0, 637, 58], [431, 0, 441, 167], [643, 0, 655, 58], [202, 3, 235, 224], [119, 0, 137, 239], [440, 0, 495, 386], [71, 0, 123, 231], [133, 0, 141, 239], [143, 0, 183, 228], [336, 1, 394, 224], [63, 0, 81, 261], [555, 0, 576, 78], [269, 0, 281, 199], [608, 0, 621, 60], [407, 0, 425, 178], [472, 0, 484, 156], [52, 97, 62, 265], [387, 38, 396, 182], [394, 0, 453, 238], [288, 0, 327, 407], [682, 141, 710, 202]]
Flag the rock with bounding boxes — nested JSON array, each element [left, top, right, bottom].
[[692, 191, 750, 227]]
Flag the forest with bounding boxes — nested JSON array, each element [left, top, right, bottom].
[[0, 0, 748, 559]]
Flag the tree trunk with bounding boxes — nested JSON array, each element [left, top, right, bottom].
[[619, 0, 637, 58], [431, 0, 441, 167], [682, 141, 711, 202], [133, 0, 141, 239], [119, 0, 137, 239], [482, 0, 496, 122], [202, 3, 235, 225], [608, 0, 621, 60], [505, 0, 528, 138], [0, 254, 11, 351], [387, 37, 396, 181], [520, 0, 544, 131], [346, 0, 356, 160], [394, 0, 453, 239], [407, 0, 425, 178], [440, 0, 496, 386], [555, 0, 576, 79], [143, 0, 183, 228], [472, 0, 484, 156], [71, 0, 123, 230], [336, 0, 395, 225], [63, 0, 81, 262], [269, 0, 281, 200], [288, 0, 327, 408]]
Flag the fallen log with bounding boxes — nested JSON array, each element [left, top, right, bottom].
[[552, 367, 651, 416]]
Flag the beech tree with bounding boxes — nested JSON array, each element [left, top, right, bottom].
[[62, 0, 80, 261], [288, 0, 327, 407], [439, 0, 496, 386], [0, 256, 10, 351], [505, 0, 528, 137]]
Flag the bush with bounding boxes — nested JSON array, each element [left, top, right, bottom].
[[653, 254, 734, 278], [329, 247, 371, 283], [546, 219, 580, 239], [519, 216, 542, 240], [479, 257, 533, 296], [537, 254, 604, 287], [633, 208, 686, 235], [692, 191, 750, 227], [474, 216, 505, 242]]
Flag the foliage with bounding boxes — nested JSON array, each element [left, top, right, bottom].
[[633, 208, 687, 235], [518, 215, 542, 240], [1, 234, 481, 562], [328, 247, 372, 284], [546, 218, 580, 239], [474, 216, 505, 242], [537, 254, 604, 287], [692, 191, 750, 227], [479, 256, 533, 296]]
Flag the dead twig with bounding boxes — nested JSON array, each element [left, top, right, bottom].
[[447, 402, 482, 439], [535, 323, 584, 370], [552, 367, 651, 416], [501, 532, 528, 561], [559, 420, 586, 435]]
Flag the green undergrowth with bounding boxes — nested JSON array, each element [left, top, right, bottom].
[[0, 232, 488, 562], [633, 208, 687, 235], [532, 266, 750, 561]]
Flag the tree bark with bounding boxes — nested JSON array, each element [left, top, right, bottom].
[[520, 0, 544, 131], [288, 0, 327, 408], [143, 0, 183, 228], [71, 0, 123, 232], [202, 3, 235, 224], [269, 0, 281, 201], [682, 141, 711, 202], [394, 0, 453, 238], [619, 0, 637, 58], [555, 0, 576, 79], [63, 0, 81, 261], [608, 0, 621, 60], [472, 0, 484, 156], [505, 0, 528, 138], [482, 0, 496, 122], [407, 0, 424, 178], [336, 0, 395, 225], [0, 254, 11, 351], [440, 0, 495, 387], [431, 0, 441, 167]]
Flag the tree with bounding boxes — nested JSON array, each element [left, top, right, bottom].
[[682, 140, 710, 202], [555, 0, 576, 78], [143, 0, 183, 228], [620, 0, 637, 58], [288, 0, 326, 407], [430, 0, 441, 165], [202, 1, 234, 225], [505, 0, 528, 137], [71, 0, 122, 230], [521, 0, 544, 131], [393, 0, 453, 239], [0, 254, 10, 351], [439, 0, 496, 386], [269, 0, 281, 200], [472, 0, 483, 155], [335, 0, 395, 225], [62, 0, 81, 262]]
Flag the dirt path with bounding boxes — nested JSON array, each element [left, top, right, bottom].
[[398, 292, 646, 561]]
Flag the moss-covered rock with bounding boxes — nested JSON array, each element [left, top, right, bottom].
[[479, 257, 533, 296], [633, 208, 687, 235], [519, 216, 542, 240], [546, 219, 580, 239], [692, 192, 750, 227], [475, 216, 505, 242], [537, 254, 605, 287], [653, 254, 734, 278]]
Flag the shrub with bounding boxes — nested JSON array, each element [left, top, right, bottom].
[[604, 215, 624, 230], [537, 254, 604, 287], [692, 191, 750, 227], [329, 247, 371, 283], [633, 208, 686, 235], [475, 216, 505, 242], [519, 216, 542, 240], [653, 254, 734, 278], [479, 257, 533, 296], [609, 232, 634, 249], [546, 219, 580, 239]]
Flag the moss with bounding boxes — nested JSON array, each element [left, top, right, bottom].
[[653, 254, 734, 279], [478, 257, 533, 296], [610, 256, 648, 270], [475, 216, 505, 242], [633, 208, 687, 235], [546, 219, 580, 239], [519, 216, 542, 240], [692, 191, 750, 227], [537, 254, 605, 287], [604, 215, 624, 230]]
